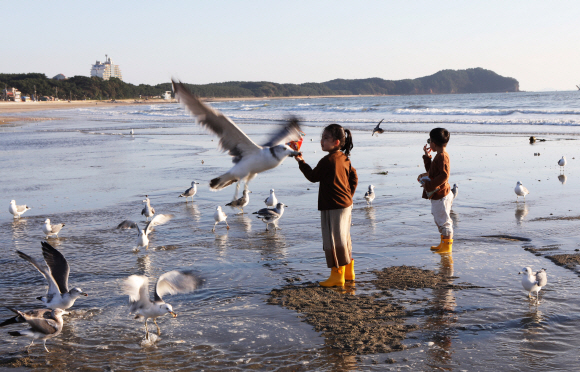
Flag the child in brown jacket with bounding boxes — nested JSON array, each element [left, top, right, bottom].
[[295, 124, 358, 286], [418, 127, 453, 254]]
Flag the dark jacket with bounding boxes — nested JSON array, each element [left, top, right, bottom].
[[422, 151, 450, 200]]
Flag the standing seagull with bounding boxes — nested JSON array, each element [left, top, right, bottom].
[[253, 202, 286, 231], [226, 189, 251, 214], [42, 219, 65, 238], [179, 181, 199, 202], [451, 183, 459, 200], [117, 214, 174, 248], [142, 195, 155, 221], [172, 80, 302, 199], [371, 119, 384, 136], [16, 242, 88, 309], [558, 156, 566, 171], [7, 308, 68, 353], [514, 181, 529, 202], [264, 189, 278, 207], [519, 267, 548, 302], [213, 206, 229, 232], [123, 270, 202, 339], [9, 200, 31, 219], [130, 128, 134, 135], [364, 185, 375, 205]]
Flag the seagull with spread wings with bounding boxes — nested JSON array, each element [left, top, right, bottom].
[[16, 242, 88, 310], [117, 214, 174, 248], [123, 270, 202, 339], [172, 80, 303, 199]]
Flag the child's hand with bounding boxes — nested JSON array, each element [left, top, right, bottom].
[[295, 154, 304, 162], [423, 144, 432, 157], [417, 173, 427, 183]]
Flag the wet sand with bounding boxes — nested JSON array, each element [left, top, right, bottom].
[[1, 105, 580, 370]]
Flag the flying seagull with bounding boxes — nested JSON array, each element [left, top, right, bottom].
[[179, 181, 199, 202], [7, 308, 68, 353], [123, 270, 202, 339], [9, 200, 31, 219], [514, 181, 529, 202], [213, 206, 229, 232], [519, 267, 548, 302], [142, 195, 155, 221], [372, 119, 384, 136], [253, 202, 286, 231], [364, 185, 375, 205], [42, 219, 65, 238], [16, 242, 88, 309], [117, 214, 174, 248], [264, 189, 277, 207], [172, 80, 302, 199], [226, 189, 251, 214]]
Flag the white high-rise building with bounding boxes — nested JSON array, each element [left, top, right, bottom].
[[90, 55, 123, 81]]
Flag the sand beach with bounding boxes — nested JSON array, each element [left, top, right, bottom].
[[1, 93, 580, 370]]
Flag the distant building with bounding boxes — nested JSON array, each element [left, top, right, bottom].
[[90, 54, 123, 81], [163, 91, 172, 100], [53, 74, 67, 81], [2, 87, 21, 102]]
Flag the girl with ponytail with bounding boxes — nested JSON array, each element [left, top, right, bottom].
[[295, 124, 358, 287]]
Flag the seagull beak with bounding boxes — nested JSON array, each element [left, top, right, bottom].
[[82, 292, 88, 296], [518, 272, 521, 275], [171, 312, 177, 318]]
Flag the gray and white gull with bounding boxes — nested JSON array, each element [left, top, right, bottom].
[[364, 185, 375, 205], [179, 181, 199, 202], [226, 189, 251, 214], [16, 242, 88, 310], [123, 270, 202, 339], [212, 206, 229, 232], [264, 189, 277, 207], [172, 80, 302, 199], [9, 200, 31, 219], [141, 195, 155, 221], [117, 214, 174, 248], [42, 218, 65, 238], [519, 267, 548, 302], [253, 202, 286, 231], [514, 181, 529, 201], [7, 308, 68, 352]]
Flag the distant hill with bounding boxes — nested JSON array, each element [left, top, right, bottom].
[[0, 68, 518, 100]]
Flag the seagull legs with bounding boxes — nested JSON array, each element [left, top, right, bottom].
[[212, 222, 217, 232], [144, 319, 150, 339], [154, 318, 161, 335], [226, 220, 230, 230], [26, 340, 34, 353], [43, 340, 50, 353]]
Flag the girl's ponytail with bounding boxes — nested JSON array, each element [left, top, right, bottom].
[[342, 129, 353, 158]]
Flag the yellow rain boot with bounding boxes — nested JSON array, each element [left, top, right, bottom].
[[435, 239, 453, 254], [319, 266, 345, 287], [430, 235, 443, 250], [344, 259, 355, 281]]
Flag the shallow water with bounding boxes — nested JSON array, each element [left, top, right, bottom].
[[1, 94, 580, 370]]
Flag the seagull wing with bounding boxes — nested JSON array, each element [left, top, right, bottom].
[[117, 220, 139, 229], [16, 250, 61, 297], [522, 186, 529, 194], [144, 214, 174, 236], [262, 116, 303, 147], [16, 205, 29, 213], [26, 317, 58, 335], [535, 270, 547, 287], [256, 208, 280, 218], [123, 275, 151, 312], [41, 242, 70, 294], [50, 224, 64, 234], [154, 270, 202, 302], [172, 80, 261, 161]]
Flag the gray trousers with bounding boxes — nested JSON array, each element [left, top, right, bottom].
[[321, 205, 353, 268]]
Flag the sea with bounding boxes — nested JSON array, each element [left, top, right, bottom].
[[1, 90, 580, 371]]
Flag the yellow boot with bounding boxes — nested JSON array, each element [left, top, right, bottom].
[[319, 266, 345, 287], [430, 235, 443, 250], [435, 239, 453, 254], [344, 259, 355, 281]]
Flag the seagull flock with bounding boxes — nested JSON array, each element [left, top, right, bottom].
[[4, 85, 565, 353]]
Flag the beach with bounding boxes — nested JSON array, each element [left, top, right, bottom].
[[1, 93, 580, 370]]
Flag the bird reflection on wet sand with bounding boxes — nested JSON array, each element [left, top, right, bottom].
[[515, 203, 529, 224], [364, 206, 376, 231], [184, 202, 201, 222], [558, 174, 567, 185]]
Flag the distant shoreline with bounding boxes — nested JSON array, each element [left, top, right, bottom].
[[0, 95, 381, 124]]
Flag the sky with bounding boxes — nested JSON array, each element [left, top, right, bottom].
[[2, 0, 579, 91]]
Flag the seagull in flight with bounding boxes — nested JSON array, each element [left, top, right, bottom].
[[372, 119, 384, 136], [253, 202, 286, 231], [117, 214, 174, 248], [179, 181, 199, 202], [7, 308, 68, 352], [16, 242, 88, 310], [123, 270, 202, 339], [9, 200, 31, 219], [172, 80, 302, 199]]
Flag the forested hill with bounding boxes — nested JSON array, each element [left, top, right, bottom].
[[0, 68, 518, 100]]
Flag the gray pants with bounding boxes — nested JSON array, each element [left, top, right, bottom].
[[321, 205, 353, 268]]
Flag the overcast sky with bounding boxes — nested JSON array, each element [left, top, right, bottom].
[[3, 0, 579, 91]]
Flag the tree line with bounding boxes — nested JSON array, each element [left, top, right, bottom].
[[0, 68, 519, 100]]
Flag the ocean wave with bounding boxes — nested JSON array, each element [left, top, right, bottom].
[[393, 108, 580, 116]]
